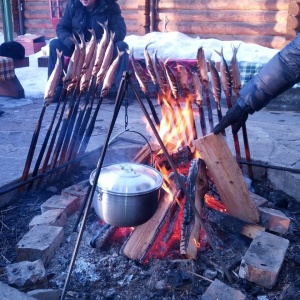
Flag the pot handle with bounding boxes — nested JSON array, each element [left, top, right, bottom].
[[108, 129, 154, 166]]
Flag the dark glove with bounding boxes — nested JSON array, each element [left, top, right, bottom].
[[213, 104, 248, 134]]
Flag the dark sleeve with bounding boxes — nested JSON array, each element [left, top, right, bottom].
[[107, 2, 127, 42], [56, 1, 75, 49], [238, 33, 300, 114]]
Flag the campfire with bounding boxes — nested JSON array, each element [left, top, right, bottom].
[[7, 28, 293, 299]]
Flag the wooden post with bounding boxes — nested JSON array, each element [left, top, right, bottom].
[[194, 133, 260, 223]]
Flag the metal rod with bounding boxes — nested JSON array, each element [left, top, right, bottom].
[[0, 151, 90, 196], [128, 74, 233, 284]]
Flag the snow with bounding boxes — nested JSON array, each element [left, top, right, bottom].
[[0, 31, 279, 102]]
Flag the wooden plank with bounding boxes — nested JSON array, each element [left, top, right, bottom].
[[122, 195, 176, 261], [194, 133, 260, 223]]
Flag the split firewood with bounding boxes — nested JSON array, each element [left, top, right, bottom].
[[194, 133, 260, 223], [121, 178, 181, 262], [180, 158, 208, 259]]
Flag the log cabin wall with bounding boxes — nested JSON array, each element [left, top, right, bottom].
[[154, 0, 291, 49], [1, 0, 299, 49]]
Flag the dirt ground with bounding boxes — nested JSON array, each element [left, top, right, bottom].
[[1, 164, 300, 300]]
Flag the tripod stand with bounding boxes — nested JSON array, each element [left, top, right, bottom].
[[60, 71, 232, 299]]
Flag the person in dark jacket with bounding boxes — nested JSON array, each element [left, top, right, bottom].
[[48, 0, 128, 101], [214, 33, 300, 135]]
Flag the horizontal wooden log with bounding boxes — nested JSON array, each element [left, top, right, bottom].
[[24, 20, 54, 30], [186, 34, 287, 49], [24, 11, 51, 19], [157, 21, 287, 36], [158, 0, 288, 11], [288, 2, 300, 17], [194, 133, 260, 223], [24, 3, 50, 11], [286, 15, 300, 30], [205, 205, 265, 239], [158, 10, 288, 24], [118, 1, 139, 11]]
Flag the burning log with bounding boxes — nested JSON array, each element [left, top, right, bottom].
[[180, 158, 208, 259], [194, 133, 260, 223], [204, 195, 265, 239], [90, 223, 118, 249], [155, 145, 192, 171]]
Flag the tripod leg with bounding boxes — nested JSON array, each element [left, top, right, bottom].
[[60, 72, 129, 300]]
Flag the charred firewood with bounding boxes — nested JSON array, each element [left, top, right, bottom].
[[155, 145, 192, 171], [180, 158, 208, 259], [90, 223, 118, 249]]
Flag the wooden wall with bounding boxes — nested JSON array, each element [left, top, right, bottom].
[[1, 0, 300, 49]]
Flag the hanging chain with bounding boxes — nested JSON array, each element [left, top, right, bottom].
[[124, 90, 129, 130]]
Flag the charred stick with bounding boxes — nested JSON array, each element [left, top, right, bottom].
[[203, 83, 214, 133], [36, 88, 69, 188], [20, 105, 46, 189], [47, 87, 78, 180], [27, 98, 64, 190]]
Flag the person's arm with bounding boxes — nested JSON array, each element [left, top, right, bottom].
[[214, 33, 300, 134], [56, 1, 76, 50]]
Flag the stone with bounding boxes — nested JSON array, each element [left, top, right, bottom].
[[0, 281, 36, 300], [258, 206, 290, 234], [40, 194, 79, 216], [239, 231, 290, 289], [29, 209, 67, 229], [17, 225, 64, 266], [27, 288, 61, 300], [5, 260, 48, 290], [201, 279, 246, 300]]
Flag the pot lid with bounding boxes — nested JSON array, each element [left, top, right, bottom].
[[93, 163, 163, 195]]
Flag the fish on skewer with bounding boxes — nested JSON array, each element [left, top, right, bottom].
[[164, 58, 179, 100], [230, 43, 242, 97], [96, 31, 115, 86], [144, 41, 157, 86], [131, 50, 160, 126], [152, 49, 170, 95], [191, 71, 207, 137], [44, 49, 63, 106], [80, 29, 97, 92], [197, 47, 214, 132], [207, 56, 223, 123], [101, 48, 124, 97], [64, 35, 81, 91], [92, 22, 109, 77], [176, 64, 197, 141], [230, 42, 253, 178], [216, 46, 242, 163]]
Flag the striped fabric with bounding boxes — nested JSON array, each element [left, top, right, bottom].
[[0, 56, 15, 81]]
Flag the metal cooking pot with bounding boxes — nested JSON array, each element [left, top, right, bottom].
[[89, 163, 163, 227]]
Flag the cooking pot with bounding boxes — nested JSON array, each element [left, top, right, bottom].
[[89, 163, 163, 227]]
